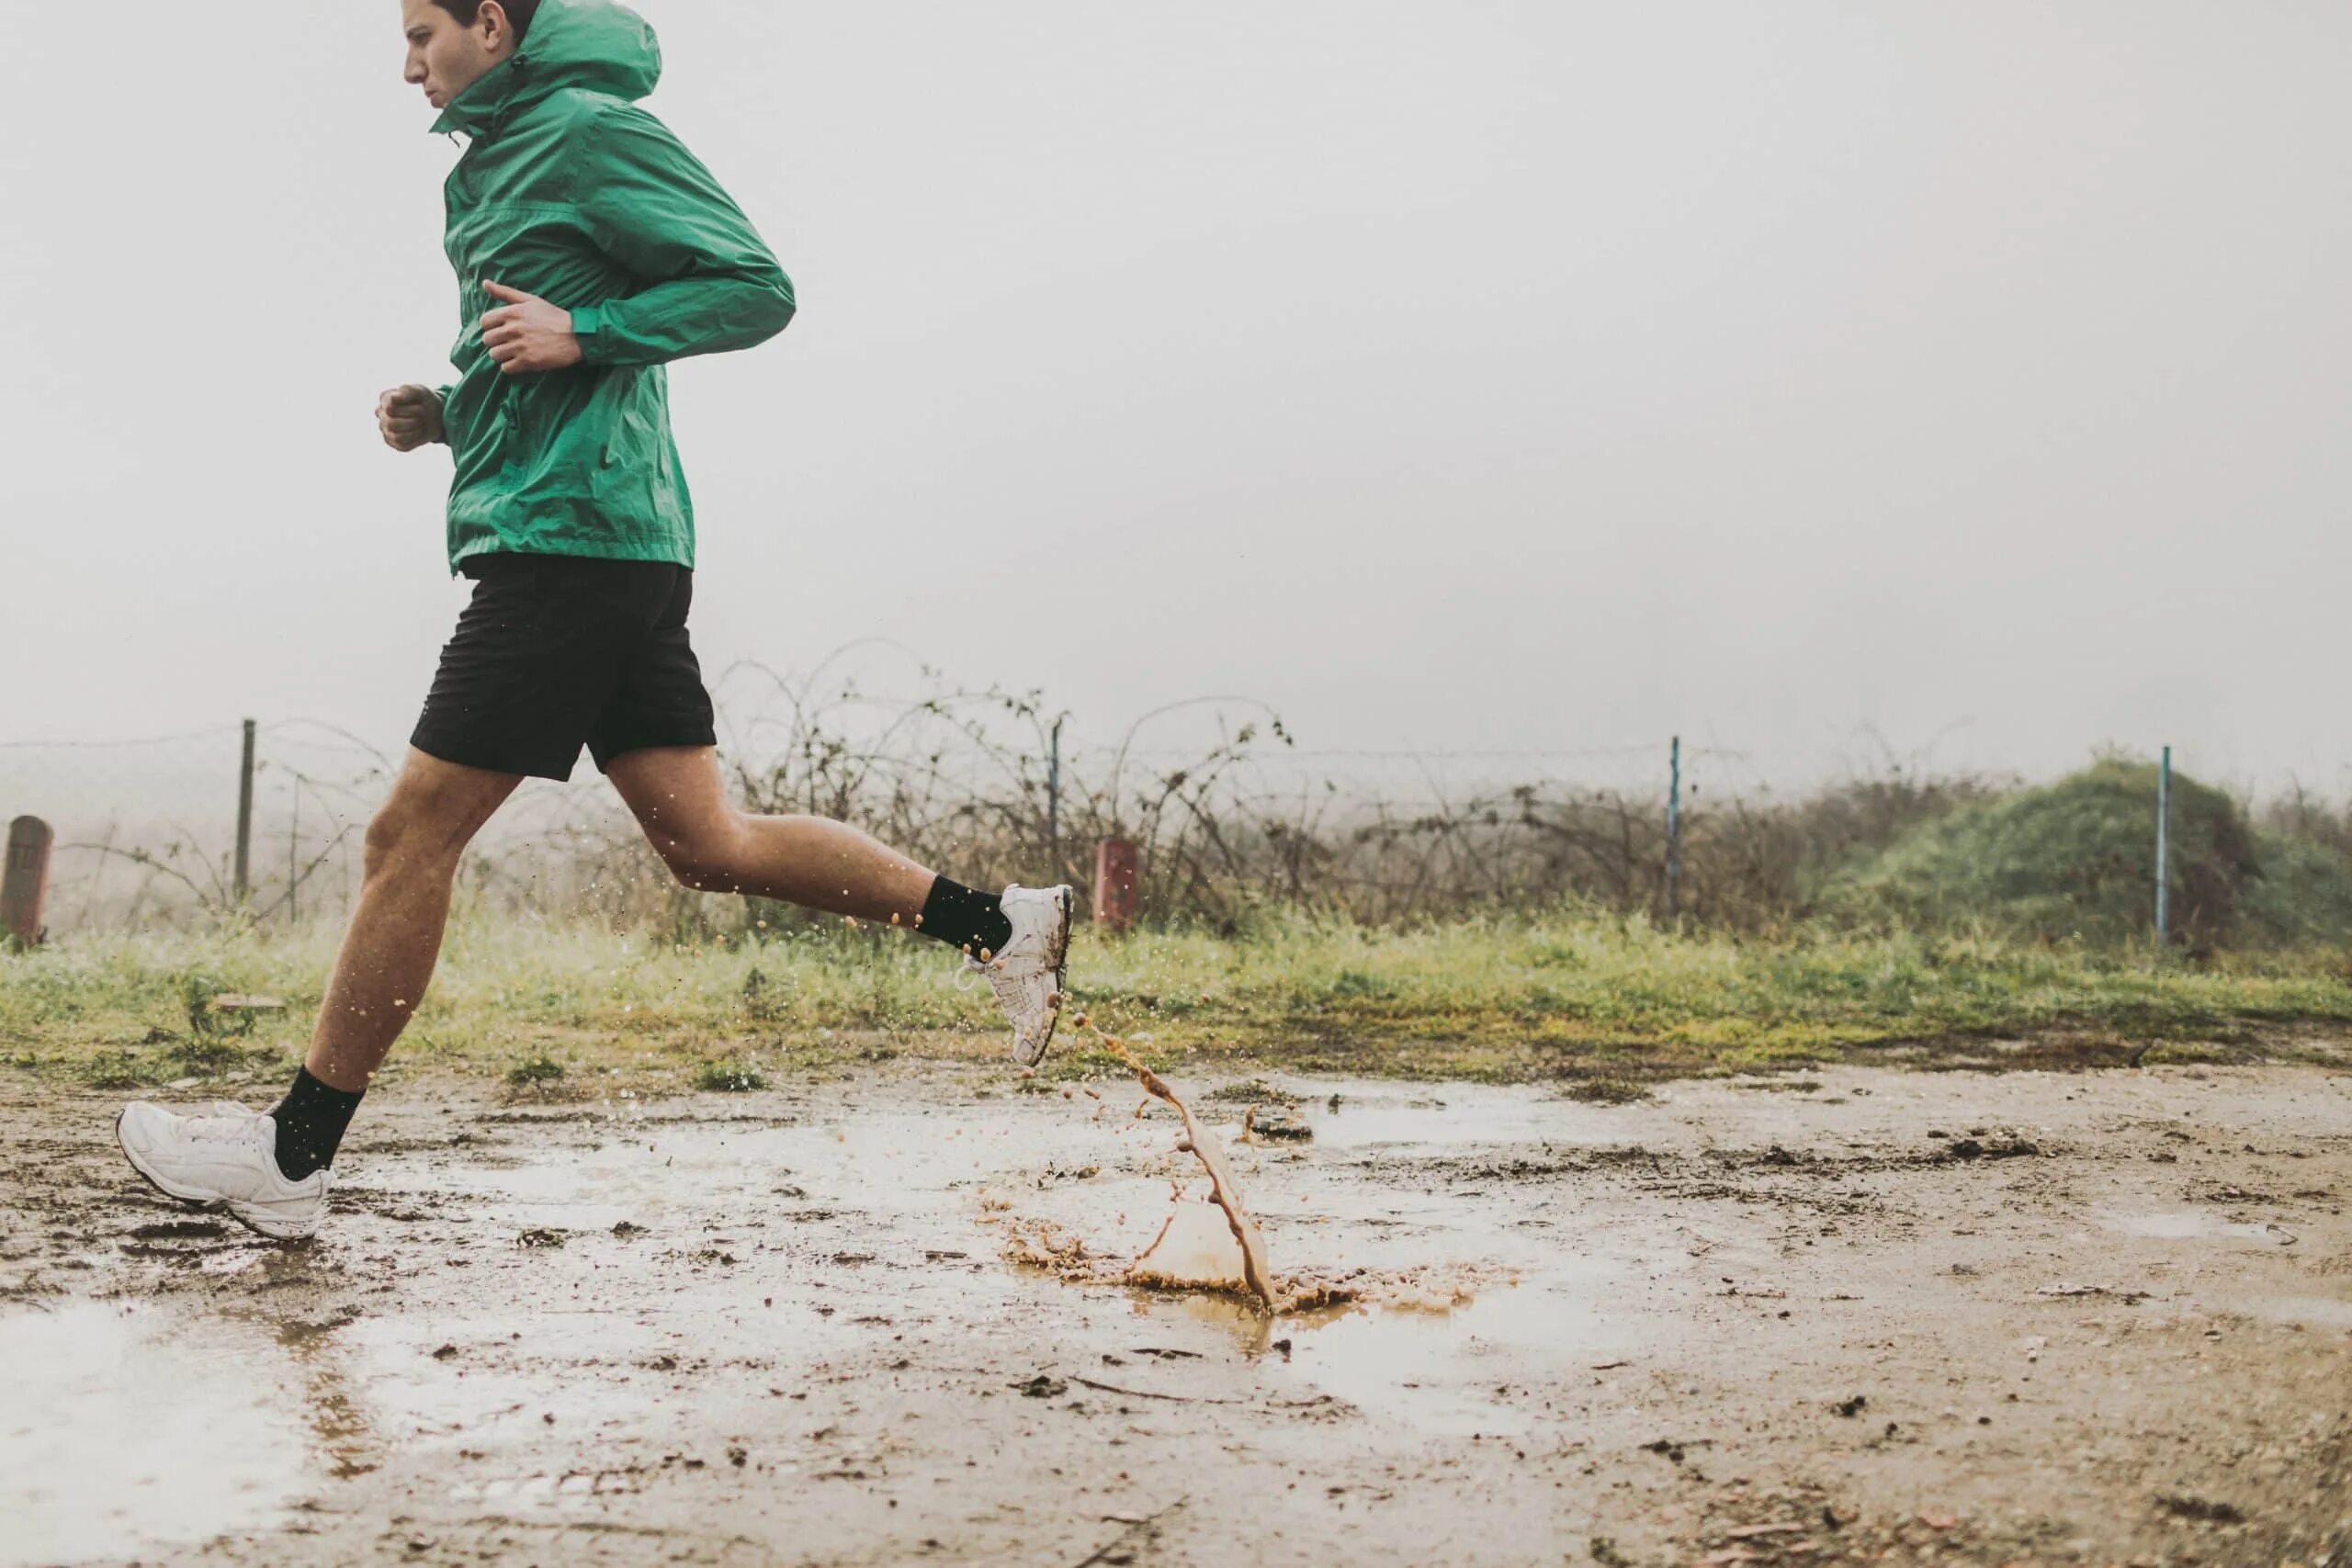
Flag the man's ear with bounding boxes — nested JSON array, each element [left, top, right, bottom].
[[479, 0, 516, 53]]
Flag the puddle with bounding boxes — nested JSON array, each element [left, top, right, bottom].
[[429, 1106, 1143, 1231], [1273, 1284, 1609, 1438], [2100, 1211, 2293, 1245], [1023, 1066, 1636, 1421], [0, 1303, 311, 1567], [1281, 1082, 1626, 1154], [1122, 1269, 1628, 1438], [2238, 1295, 2352, 1330], [6, 1076, 1640, 1554]]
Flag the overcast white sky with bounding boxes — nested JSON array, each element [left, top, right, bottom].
[[3, 1, 2346, 792]]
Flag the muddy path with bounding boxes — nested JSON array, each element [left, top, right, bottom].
[[3, 1060, 2348, 1567]]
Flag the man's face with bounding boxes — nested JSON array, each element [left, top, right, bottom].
[[401, 0, 512, 111]]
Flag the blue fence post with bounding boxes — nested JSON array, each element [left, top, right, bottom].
[[1666, 736, 1682, 924], [2154, 745, 2171, 949]]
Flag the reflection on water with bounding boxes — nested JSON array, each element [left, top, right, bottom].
[[2233, 1293, 2352, 1329], [1302, 1082, 1627, 1153], [1135, 1277, 1626, 1438], [0, 1303, 311, 1568], [2100, 1211, 2290, 1244]]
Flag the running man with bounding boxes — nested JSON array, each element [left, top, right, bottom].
[[115, 0, 1073, 1240]]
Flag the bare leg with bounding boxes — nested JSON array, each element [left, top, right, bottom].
[[604, 747, 936, 920], [306, 750, 523, 1091]]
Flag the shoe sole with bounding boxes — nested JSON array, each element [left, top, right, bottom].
[[1012, 886, 1076, 1069], [115, 1110, 320, 1242]]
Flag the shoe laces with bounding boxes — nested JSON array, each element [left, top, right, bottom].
[[181, 1113, 264, 1145], [953, 948, 1003, 995]]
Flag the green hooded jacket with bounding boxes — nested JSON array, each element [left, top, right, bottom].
[[428, 0, 794, 572]]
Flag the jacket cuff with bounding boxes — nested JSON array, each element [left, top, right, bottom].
[[571, 304, 606, 363]]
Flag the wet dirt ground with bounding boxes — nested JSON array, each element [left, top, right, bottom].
[[3, 1059, 2348, 1567]]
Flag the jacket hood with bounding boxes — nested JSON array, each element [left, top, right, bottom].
[[431, 0, 662, 138]]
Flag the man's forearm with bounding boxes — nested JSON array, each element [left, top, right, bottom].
[[571, 275, 796, 368]]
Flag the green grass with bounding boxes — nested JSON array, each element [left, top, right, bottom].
[[693, 1057, 767, 1092], [504, 1053, 569, 1088], [3, 908, 2348, 1095]]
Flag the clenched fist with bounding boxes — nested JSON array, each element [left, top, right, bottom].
[[481, 280, 582, 375], [377, 384, 445, 452]]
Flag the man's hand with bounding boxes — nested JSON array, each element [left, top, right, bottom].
[[377, 385, 446, 452], [481, 280, 583, 375]]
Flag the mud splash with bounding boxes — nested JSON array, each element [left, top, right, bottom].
[[1089, 1030, 1276, 1307], [1013, 1024, 1518, 1315]]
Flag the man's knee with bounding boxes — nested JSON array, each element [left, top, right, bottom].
[[654, 817, 748, 893], [362, 795, 481, 879]]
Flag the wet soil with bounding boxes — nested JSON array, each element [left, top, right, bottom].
[[2, 1061, 2347, 1566]]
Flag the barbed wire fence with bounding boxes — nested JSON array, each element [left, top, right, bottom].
[[0, 654, 2211, 942]]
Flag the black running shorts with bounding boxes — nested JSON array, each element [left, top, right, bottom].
[[411, 554, 718, 782]]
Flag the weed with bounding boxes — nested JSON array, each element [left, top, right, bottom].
[[1560, 1077, 1653, 1105], [168, 1036, 253, 1077], [77, 1051, 156, 1091], [695, 1058, 765, 1093]]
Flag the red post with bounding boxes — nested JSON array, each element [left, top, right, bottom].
[[4, 817, 54, 949], [1093, 837, 1139, 933]]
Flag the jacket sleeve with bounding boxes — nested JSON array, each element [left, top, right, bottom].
[[568, 105, 796, 367]]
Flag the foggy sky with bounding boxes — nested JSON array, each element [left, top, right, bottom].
[[4, 1, 2346, 794]]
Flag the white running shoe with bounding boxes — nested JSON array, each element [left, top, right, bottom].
[[115, 1101, 330, 1241], [976, 884, 1075, 1068]]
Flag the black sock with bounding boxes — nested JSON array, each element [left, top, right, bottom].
[[917, 877, 1012, 958], [268, 1066, 365, 1182]]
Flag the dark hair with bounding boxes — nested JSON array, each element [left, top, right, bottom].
[[431, 0, 541, 41]]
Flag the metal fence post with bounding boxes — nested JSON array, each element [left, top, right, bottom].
[[2154, 744, 2171, 949], [234, 718, 257, 905], [1666, 735, 1682, 923], [1046, 716, 1063, 884]]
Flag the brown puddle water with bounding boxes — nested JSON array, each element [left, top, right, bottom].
[[6, 1076, 1636, 1554], [0, 1302, 311, 1566]]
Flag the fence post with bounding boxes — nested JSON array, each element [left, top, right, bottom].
[[1095, 838, 1139, 933], [1046, 716, 1063, 885], [1665, 735, 1682, 923], [2154, 744, 2171, 949], [4, 817, 54, 949], [234, 718, 257, 905]]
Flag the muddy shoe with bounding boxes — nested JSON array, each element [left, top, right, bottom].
[[115, 1102, 329, 1241], [976, 884, 1074, 1068]]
